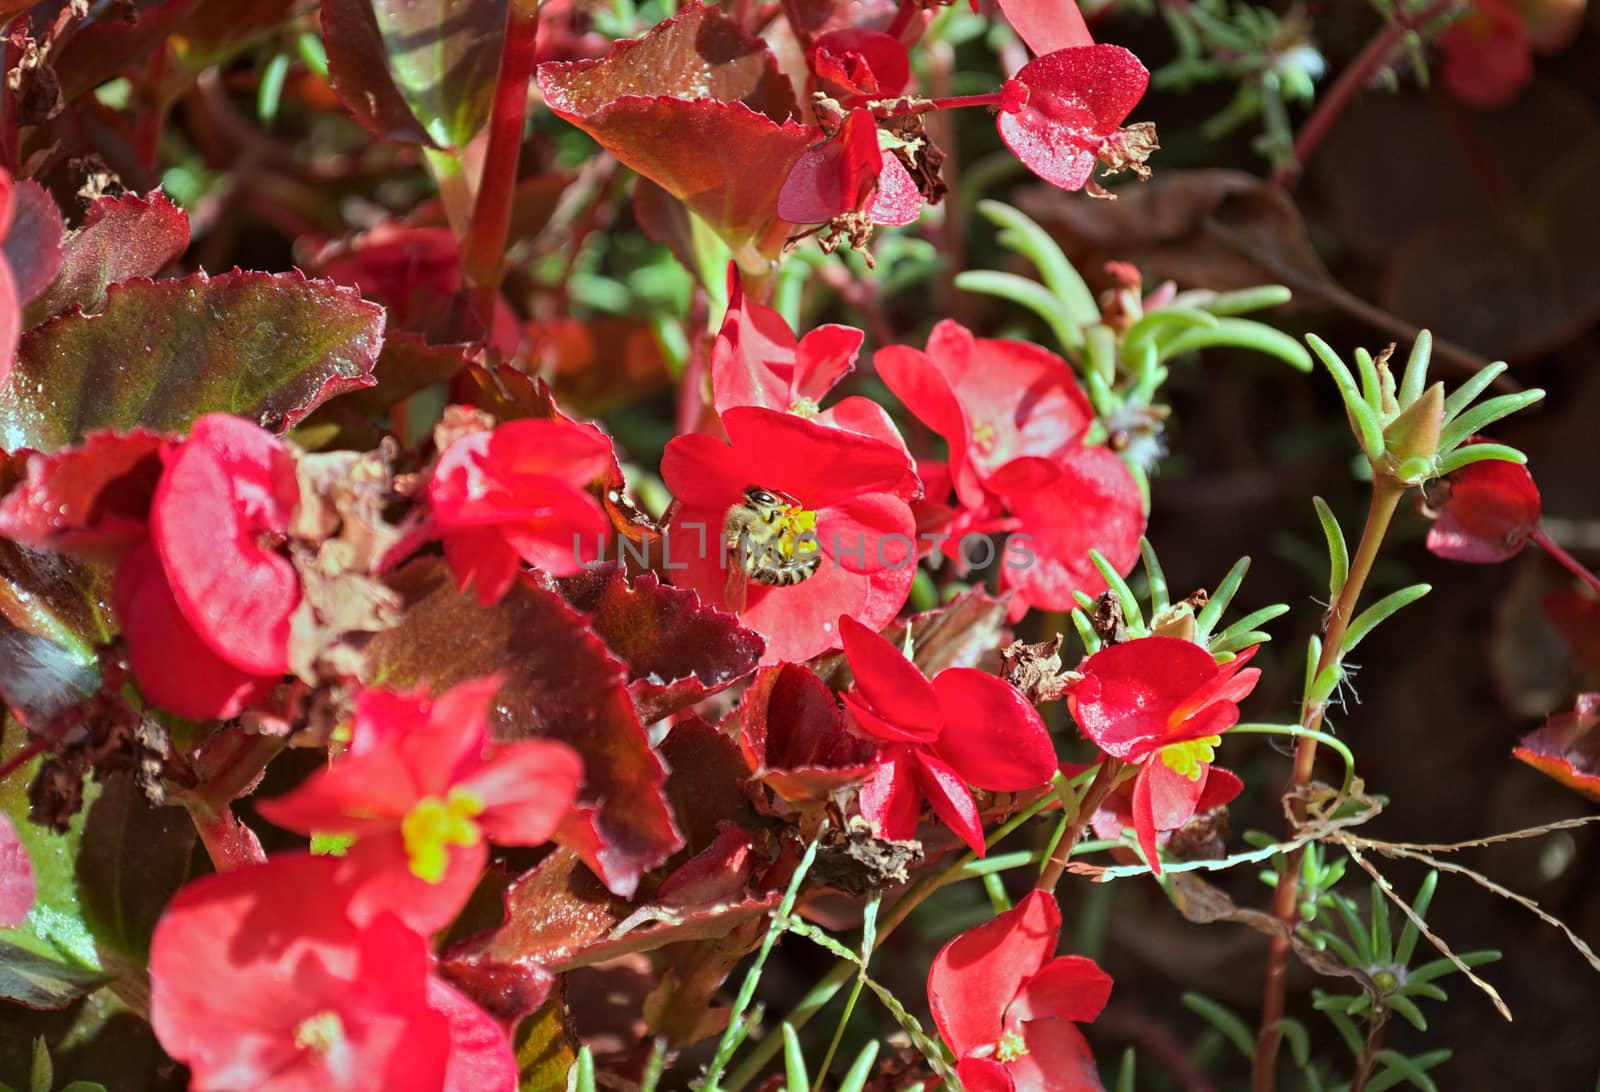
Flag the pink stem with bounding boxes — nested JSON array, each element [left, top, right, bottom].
[[1532, 526, 1600, 596], [187, 802, 267, 872], [874, 91, 1004, 118], [462, 0, 541, 326]]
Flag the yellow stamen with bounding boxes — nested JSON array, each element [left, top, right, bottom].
[[1160, 735, 1221, 781], [995, 1029, 1029, 1063], [972, 421, 997, 454], [294, 1011, 345, 1055], [401, 787, 484, 883], [789, 397, 821, 419]]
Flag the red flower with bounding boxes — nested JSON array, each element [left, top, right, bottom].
[[875, 320, 1094, 508], [809, 29, 911, 98], [114, 414, 301, 720], [258, 678, 583, 934], [738, 662, 879, 805], [711, 269, 909, 450], [1083, 761, 1244, 848], [928, 890, 1112, 1092], [996, 45, 1150, 192], [428, 417, 615, 605], [988, 451, 1145, 617], [993, 0, 1093, 57], [777, 109, 922, 228], [1437, 0, 1532, 109], [149, 854, 514, 1092], [1067, 637, 1259, 873], [840, 615, 1056, 855], [1425, 457, 1541, 563], [661, 406, 919, 663]]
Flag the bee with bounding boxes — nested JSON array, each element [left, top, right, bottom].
[[723, 485, 822, 610]]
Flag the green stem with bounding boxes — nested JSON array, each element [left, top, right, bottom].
[[1253, 479, 1404, 1092], [1037, 759, 1125, 893]]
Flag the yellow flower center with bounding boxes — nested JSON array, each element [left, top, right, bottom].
[[1160, 735, 1221, 781], [995, 1029, 1029, 1063], [401, 787, 484, 883], [789, 396, 821, 419], [294, 1010, 345, 1056], [971, 421, 998, 455]]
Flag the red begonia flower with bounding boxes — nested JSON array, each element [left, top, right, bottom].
[[0, 813, 33, 929], [928, 890, 1112, 1091], [1513, 692, 1600, 803], [988, 449, 1145, 616], [150, 413, 301, 676], [661, 406, 919, 663], [875, 320, 1094, 507], [1068, 637, 1259, 872], [810, 29, 911, 97], [777, 109, 922, 228], [258, 678, 583, 934], [840, 615, 1055, 854], [431, 977, 523, 1092], [1437, 0, 1532, 109], [428, 417, 615, 605], [149, 855, 453, 1092], [1425, 457, 1541, 563], [712, 268, 863, 418], [996, 45, 1150, 192]]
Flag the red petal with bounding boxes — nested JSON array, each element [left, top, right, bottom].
[[489, 418, 614, 487], [1067, 636, 1221, 759], [441, 527, 523, 607], [820, 493, 919, 575], [1426, 457, 1541, 563], [928, 889, 1060, 1057], [871, 150, 924, 227], [914, 750, 987, 856], [1009, 955, 1113, 1025], [340, 832, 490, 936], [431, 979, 519, 1092], [151, 414, 300, 675], [997, 46, 1149, 192], [928, 668, 1057, 790], [957, 1057, 1017, 1092], [994, 0, 1094, 56], [777, 111, 881, 224], [0, 812, 34, 929], [1009, 1018, 1107, 1091], [874, 344, 971, 493], [721, 406, 920, 505], [991, 449, 1145, 613], [115, 541, 275, 721], [794, 325, 864, 403], [466, 740, 584, 845], [859, 750, 922, 841], [1195, 765, 1245, 812], [0, 429, 166, 563], [810, 29, 911, 97], [739, 663, 877, 802], [816, 395, 913, 448], [839, 615, 943, 736], [1512, 693, 1600, 803]]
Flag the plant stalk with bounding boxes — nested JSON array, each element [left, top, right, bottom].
[[1037, 758, 1123, 893], [1271, 0, 1456, 189], [1531, 526, 1600, 596], [462, 0, 541, 325], [1252, 478, 1404, 1091]]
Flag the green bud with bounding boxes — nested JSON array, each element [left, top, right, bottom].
[[1381, 381, 1445, 468]]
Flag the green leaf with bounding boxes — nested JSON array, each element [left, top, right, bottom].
[[1181, 992, 1254, 1060], [1158, 318, 1313, 371], [0, 545, 105, 725], [835, 1042, 879, 1092], [1195, 556, 1250, 636], [1313, 497, 1349, 601], [1440, 361, 1508, 421], [1342, 584, 1431, 656], [1121, 307, 1218, 366], [1373, 1048, 1441, 1092], [952, 271, 1083, 354], [1271, 1017, 1310, 1067], [1395, 872, 1438, 966], [1188, 284, 1293, 315], [1, 271, 383, 453], [1433, 443, 1526, 476], [1088, 550, 1143, 631], [29, 1038, 48, 1092], [782, 1024, 808, 1092], [1398, 330, 1432, 406], [974, 200, 1099, 331], [1437, 389, 1546, 454], [1139, 538, 1169, 613], [74, 772, 196, 963]]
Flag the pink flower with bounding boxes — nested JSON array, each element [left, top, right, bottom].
[[1437, 0, 1532, 109], [149, 854, 515, 1092], [428, 417, 615, 605], [928, 890, 1113, 1091], [840, 615, 1056, 855], [258, 678, 583, 934], [809, 29, 911, 98], [1067, 637, 1259, 873], [777, 109, 923, 228], [115, 414, 301, 720], [0, 813, 33, 929]]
